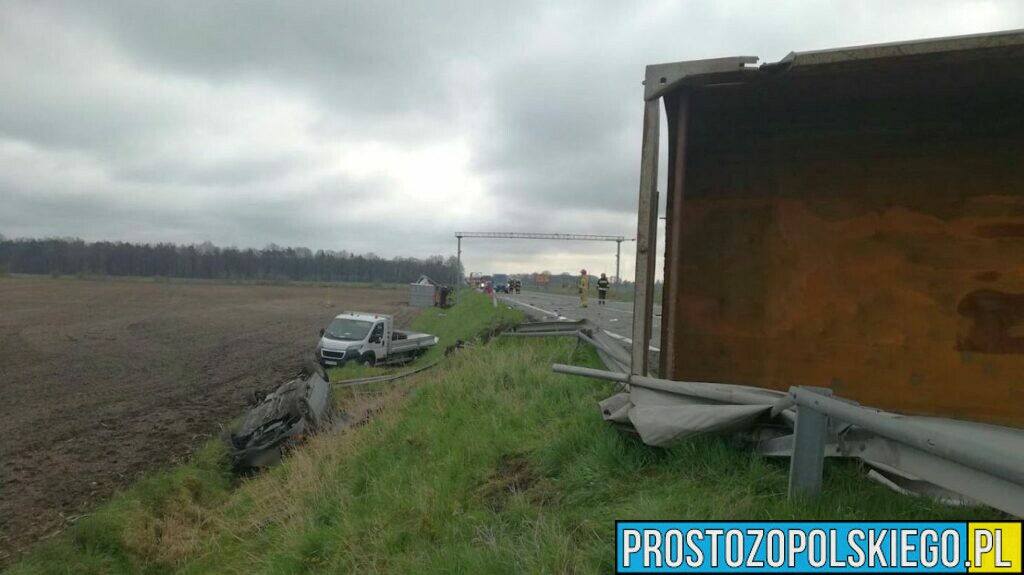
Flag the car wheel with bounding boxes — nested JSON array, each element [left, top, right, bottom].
[[360, 352, 376, 366]]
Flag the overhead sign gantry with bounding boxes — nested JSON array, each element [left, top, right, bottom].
[[453, 232, 635, 292]]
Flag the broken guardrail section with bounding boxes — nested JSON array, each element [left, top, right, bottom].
[[501, 319, 1024, 517]]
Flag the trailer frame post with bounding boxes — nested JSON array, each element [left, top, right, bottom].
[[788, 386, 833, 499], [631, 98, 661, 376]]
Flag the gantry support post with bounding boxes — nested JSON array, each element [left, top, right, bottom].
[[455, 234, 462, 304], [615, 239, 622, 285]]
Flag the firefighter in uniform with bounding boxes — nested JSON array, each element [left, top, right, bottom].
[[597, 273, 610, 305], [578, 269, 590, 307]]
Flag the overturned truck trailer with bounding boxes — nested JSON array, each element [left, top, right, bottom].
[[624, 30, 1024, 515]]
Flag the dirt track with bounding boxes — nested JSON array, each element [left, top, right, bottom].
[[0, 276, 414, 561]]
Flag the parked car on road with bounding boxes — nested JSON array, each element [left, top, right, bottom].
[[493, 273, 509, 293]]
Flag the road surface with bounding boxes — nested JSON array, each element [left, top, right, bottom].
[[499, 290, 662, 350]]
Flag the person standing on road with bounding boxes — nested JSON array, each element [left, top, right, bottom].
[[597, 273, 610, 305], [578, 269, 590, 308]]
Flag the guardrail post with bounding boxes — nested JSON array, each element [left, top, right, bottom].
[[788, 386, 832, 499]]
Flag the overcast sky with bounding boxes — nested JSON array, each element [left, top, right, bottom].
[[2, 1, 1022, 277]]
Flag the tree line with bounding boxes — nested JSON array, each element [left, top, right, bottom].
[[0, 235, 461, 284]]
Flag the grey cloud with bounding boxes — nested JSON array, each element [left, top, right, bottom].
[[51, 1, 523, 126], [2, 0, 1024, 277], [113, 151, 311, 187]]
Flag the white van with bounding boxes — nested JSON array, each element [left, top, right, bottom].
[[316, 311, 438, 367]]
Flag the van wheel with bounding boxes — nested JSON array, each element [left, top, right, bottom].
[[360, 352, 376, 367]]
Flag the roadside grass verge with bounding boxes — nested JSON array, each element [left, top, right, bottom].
[[180, 338, 988, 573], [4, 291, 517, 573], [5, 441, 233, 574], [325, 289, 521, 385], [7, 292, 993, 574]]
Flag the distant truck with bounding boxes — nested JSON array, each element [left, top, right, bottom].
[[316, 311, 437, 368], [492, 274, 510, 293]]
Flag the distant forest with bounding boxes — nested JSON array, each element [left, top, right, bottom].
[[0, 235, 461, 284]]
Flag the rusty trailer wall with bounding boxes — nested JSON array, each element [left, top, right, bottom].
[[657, 31, 1024, 427]]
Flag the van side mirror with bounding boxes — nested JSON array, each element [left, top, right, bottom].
[[319, 328, 325, 337]]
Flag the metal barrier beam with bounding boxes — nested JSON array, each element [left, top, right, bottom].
[[789, 386, 1024, 489], [860, 437, 1024, 517], [552, 363, 788, 408]]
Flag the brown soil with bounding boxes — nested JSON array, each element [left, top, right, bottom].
[[0, 276, 415, 562], [475, 454, 558, 512]]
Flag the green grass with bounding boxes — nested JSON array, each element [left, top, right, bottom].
[[326, 289, 522, 383], [6, 441, 233, 574], [6, 292, 995, 574], [408, 290, 522, 363], [5, 291, 520, 574]]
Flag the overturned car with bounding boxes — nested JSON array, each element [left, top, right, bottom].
[[230, 363, 334, 472]]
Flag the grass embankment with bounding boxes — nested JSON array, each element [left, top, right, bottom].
[[5, 292, 517, 573], [8, 292, 989, 574], [326, 289, 519, 383]]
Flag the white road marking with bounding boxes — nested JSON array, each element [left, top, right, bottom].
[[594, 305, 634, 316], [504, 298, 559, 318], [515, 292, 660, 318], [503, 296, 661, 352], [601, 329, 661, 352]]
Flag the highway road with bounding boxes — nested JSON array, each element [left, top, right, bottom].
[[499, 290, 662, 350]]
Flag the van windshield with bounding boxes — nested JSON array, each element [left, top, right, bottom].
[[324, 318, 373, 341]]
